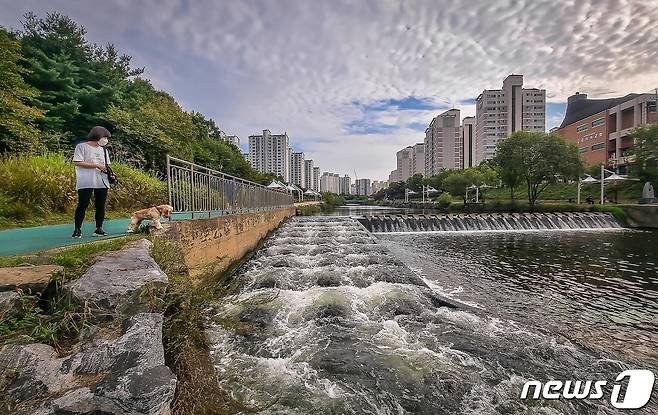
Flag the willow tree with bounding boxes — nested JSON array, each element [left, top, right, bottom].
[[494, 131, 582, 207]]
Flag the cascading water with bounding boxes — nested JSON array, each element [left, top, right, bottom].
[[358, 212, 622, 233], [206, 216, 631, 414]]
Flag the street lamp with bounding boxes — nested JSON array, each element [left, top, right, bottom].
[[422, 185, 439, 202], [577, 174, 599, 204], [404, 188, 417, 202], [599, 165, 638, 204]]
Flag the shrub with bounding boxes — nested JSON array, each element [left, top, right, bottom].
[[436, 192, 452, 209], [0, 152, 166, 219]]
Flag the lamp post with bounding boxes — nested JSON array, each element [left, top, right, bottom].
[[422, 185, 439, 202], [599, 165, 638, 204], [404, 188, 417, 202], [577, 174, 598, 204]]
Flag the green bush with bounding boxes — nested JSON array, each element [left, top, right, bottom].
[[436, 192, 452, 209], [0, 153, 166, 220]]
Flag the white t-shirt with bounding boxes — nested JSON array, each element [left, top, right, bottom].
[[73, 142, 110, 190]]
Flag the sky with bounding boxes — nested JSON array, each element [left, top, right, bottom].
[[2, 0, 658, 180]]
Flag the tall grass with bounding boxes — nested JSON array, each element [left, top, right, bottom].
[[0, 153, 166, 220]]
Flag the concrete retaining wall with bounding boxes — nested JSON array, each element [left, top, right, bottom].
[[620, 204, 658, 228], [163, 206, 296, 278]]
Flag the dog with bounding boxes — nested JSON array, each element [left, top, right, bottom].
[[127, 204, 173, 233]]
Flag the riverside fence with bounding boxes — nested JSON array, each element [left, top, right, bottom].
[[166, 155, 294, 217]]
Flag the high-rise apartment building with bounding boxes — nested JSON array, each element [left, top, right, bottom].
[[248, 129, 291, 182], [320, 172, 340, 194], [355, 178, 372, 196], [290, 152, 306, 188], [424, 109, 462, 176], [312, 167, 320, 191], [461, 117, 476, 168], [339, 175, 351, 195], [388, 169, 399, 184], [371, 180, 387, 194], [304, 159, 314, 189], [475, 75, 545, 163], [224, 135, 240, 147], [396, 143, 425, 181]]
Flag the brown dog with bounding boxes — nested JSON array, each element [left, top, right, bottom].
[[127, 204, 173, 233]]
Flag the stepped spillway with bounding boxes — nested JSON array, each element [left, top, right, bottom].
[[205, 216, 625, 414], [357, 212, 621, 233]]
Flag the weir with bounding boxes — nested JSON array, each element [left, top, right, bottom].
[[203, 215, 628, 413], [357, 212, 622, 233]]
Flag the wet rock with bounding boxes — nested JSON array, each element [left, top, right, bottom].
[[238, 306, 275, 330], [0, 264, 63, 293], [0, 291, 20, 318], [66, 239, 168, 315], [0, 313, 176, 415]]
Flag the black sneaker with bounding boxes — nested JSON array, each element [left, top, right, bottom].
[[92, 228, 107, 237], [71, 229, 82, 238]]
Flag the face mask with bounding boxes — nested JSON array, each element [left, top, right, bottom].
[[98, 137, 109, 146]]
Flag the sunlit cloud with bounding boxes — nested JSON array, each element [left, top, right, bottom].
[[2, 0, 657, 179]]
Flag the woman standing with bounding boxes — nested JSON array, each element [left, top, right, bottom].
[[71, 126, 112, 238]]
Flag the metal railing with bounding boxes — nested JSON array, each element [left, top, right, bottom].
[[166, 155, 294, 217]]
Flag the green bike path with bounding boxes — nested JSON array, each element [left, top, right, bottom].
[[0, 211, 240, 257]]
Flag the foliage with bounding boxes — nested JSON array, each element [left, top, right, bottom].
[[0, 27, 43, 153], [493, 131, 582, 207], [2, 12, 260, 190], [0, 153, 166, 221], [436, 192, 452, 209], [17, 12, 142, 142], [437, 166, 498, 203], [321, 192, 345, 207], [628, 124, 658, 185]]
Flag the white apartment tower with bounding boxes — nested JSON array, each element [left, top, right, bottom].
[[304, 159, 314, 189], [290, 152, 306, 188], [312, 167, 320, 191], [248, 130, 292, 182], [339, 175, 351, 195], [396, 143, 425, 182], [424, 109, 462, 176], [355, 178, 372, 196], [461, 117, 476, 168], [475, 74, 545, 162], [320, 172, 340, 194]]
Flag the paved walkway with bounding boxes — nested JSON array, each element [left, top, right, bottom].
[[0, 211, 271, 257], [0, 219, 132, 257]]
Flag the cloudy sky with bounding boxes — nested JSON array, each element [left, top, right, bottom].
[[2, 0, 658, 180]]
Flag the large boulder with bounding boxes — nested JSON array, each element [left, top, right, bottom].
[[0, 313, 177, 415], [0, 264, 63, 293], [66, 239, 168, 316]]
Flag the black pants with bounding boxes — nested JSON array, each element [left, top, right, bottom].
[[74, 188, 108, 230]]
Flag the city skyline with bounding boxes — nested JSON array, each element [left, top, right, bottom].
[[1, 1, 657, 180]]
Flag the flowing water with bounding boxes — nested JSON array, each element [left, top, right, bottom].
[[207, 213, 658, 414]]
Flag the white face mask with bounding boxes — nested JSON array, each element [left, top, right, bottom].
[[98, 137, 109, 147]]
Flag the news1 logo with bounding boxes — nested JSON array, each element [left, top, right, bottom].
[[521, 370, 655, 409]]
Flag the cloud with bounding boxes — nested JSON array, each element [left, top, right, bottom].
[[1, 0, 657, 179]]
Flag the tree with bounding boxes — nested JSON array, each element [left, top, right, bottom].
[[406, 174, 423, 192], [0, 27, 43, 153], [628, 124, 658, 185], [494, 131, 582, 207], [17, 12, 142, 144]]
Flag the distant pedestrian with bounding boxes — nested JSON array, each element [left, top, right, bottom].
[[586, 196, 594, 205], [71, 126, 112, 238]]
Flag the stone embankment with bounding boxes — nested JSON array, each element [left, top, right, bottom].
[[0, 239, 176, 414]]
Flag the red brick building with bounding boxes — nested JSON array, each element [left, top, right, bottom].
[[556, 92, 657, 172]]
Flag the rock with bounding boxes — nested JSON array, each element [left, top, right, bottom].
[[66, 239, 168, 316], [0, 264, 63, 293], [0, 313, 177, 415], [0, 291, 20, 318]]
